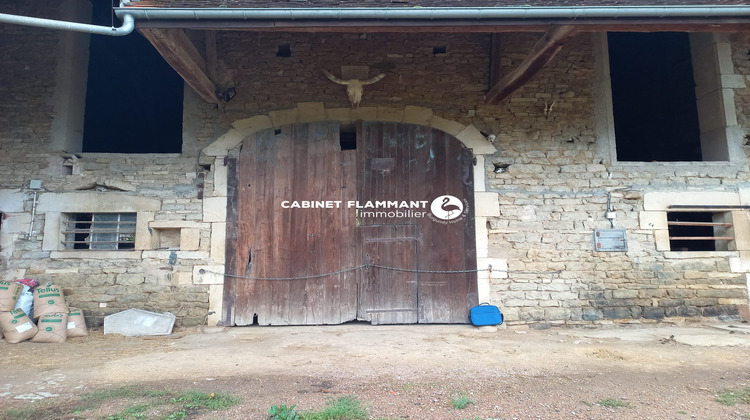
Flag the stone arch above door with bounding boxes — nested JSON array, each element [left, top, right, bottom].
[[196, 103, 505, 325], [202, 103, 497, 157]]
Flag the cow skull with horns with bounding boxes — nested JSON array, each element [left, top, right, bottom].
[[323, 70, 386, 108]]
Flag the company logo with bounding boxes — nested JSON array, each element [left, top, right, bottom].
[[429, 195, 464, 221], [428, 195, 469, 224]]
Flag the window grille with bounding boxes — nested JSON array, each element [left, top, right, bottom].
[[62, 213, 136, 250], [667, 211, 733, 252]]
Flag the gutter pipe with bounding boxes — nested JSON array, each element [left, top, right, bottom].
[[0, 12, 134, 36], [114, 6, 750, 21]]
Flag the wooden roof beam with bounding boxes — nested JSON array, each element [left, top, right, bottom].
[[485, 25, 577, 105], [139, 28, 220, 104]]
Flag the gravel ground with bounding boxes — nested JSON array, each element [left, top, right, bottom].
[[1, 322, 749, 419]]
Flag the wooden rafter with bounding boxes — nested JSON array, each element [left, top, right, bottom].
[[139, 28, 220, 104], [486, 25, 577, 105]]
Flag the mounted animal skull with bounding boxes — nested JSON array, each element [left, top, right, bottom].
[[323, 70, 386, 108]]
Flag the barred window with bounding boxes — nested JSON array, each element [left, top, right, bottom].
[[63, 213, 136, 250], [667, 211, 734, 252]]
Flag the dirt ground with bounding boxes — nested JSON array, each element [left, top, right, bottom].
[[2, 321, 750, 419]]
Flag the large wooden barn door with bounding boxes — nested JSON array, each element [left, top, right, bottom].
[[231, 123, 358, 325], [357, 122, 478, 324], [225, 121, 477, 326]]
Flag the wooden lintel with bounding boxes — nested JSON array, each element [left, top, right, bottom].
[[139, 28, 220, 104], [486, 25, 577, 105]]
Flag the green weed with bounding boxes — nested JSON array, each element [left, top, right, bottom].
[[451, 394, 475, 410], [596, 399, 630, 408], [715, 387, 750, 406], [170, 390, 240, 411], [269, 403, 300, 420], [300, 396, 369, 420]]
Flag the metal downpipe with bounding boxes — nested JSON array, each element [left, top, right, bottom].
[[0, 12, 134, 36]]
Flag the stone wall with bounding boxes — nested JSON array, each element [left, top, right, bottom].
[[0, 0, 749, 327]]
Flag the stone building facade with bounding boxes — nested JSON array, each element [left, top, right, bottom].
[[1, 1, 749, 327]]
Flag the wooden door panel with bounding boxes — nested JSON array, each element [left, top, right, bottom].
[[233, 123, 357, 326], [359, 225, 419, 325], [359, 122, 477, 324]]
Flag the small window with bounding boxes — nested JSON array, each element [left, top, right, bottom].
[[340, 124, 357, 150], [63, 213, 136, 250], [667, 211, 733, 251]]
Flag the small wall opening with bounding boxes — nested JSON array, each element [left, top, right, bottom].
[[152, 228, 181, 250], [667, 211, 733, 251], [276, 44, 291, 57], [432, 46, 447, 55], [340, 124, 357, 150]]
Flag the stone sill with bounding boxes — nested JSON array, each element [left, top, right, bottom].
[[663, 251, 739, 259], [611, 161, 743, 174], [50, 250, 143, 259]]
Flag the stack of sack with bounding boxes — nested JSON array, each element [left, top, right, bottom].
[[0, 280, 88, 344]]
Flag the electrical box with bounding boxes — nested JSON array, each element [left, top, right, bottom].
[[29, 180, 42, 190], [593, 229, 627, 252]]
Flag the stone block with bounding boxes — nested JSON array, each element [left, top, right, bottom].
[[269, 108, 299, 128], [50, 250, 143, 260], [351, 107, 377, 121], [403, 105, 433, 126], [172, 272, 193, 286], [213, 157, 228, 197], [474, 192, 500, 217], [202, 197, 227, 223], [518, 307, 545, 321], [0, 189, 25, 212], [428, 115, 466, 137], [207, 284, 223, 326], [602, 307, 631, 319], [639, 211, 667, 230], [377, 107, 404, 122], [685, 298, 718, 307], [654, 230, 670, 251], [643, 191, 739, 211], [193, 265, 224, 285], [141, 250, 209, 260], [210, 222, 226, 263], [297, 102, 326, 123], [116, 274, 146, 286], [642, 306, 665, 319], [38, 192, 161, 213], [474, 155, 486, 191], [455, 124, 496, 155], [203, 128, 247, 156], [677, 306, 701, 317], [231, 115, 273, 135], [544, 307, 571, 320], [612, 289, 638, 299], [325, 107, 353, 122], [582, 308, 603, 321], [475, 216, 489, 258], [180, 228, 200, 251]]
